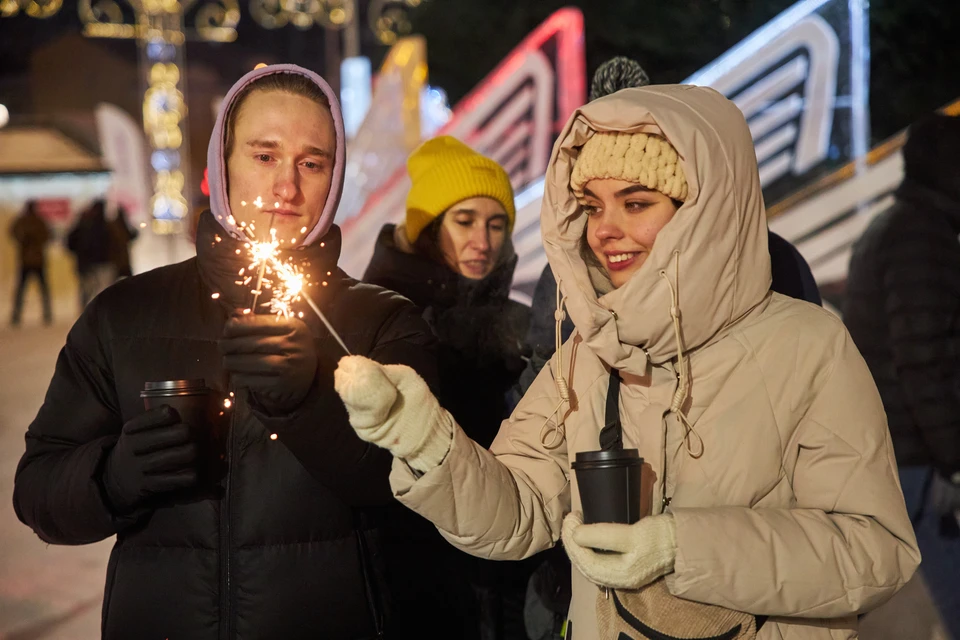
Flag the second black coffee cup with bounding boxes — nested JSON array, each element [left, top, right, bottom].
[[572, 448, 643, 525]]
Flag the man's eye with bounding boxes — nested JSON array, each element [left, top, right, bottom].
[[256, 154, 273, 163], [302, 161, 319, 170]]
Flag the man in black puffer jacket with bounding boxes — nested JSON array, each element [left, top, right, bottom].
[[844, 112, 960, 638], [13, 64, 437, 640]]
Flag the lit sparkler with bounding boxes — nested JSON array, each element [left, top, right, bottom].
[[229, 199, 351, 355]]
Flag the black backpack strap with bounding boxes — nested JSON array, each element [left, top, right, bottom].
[[599, 369, 623, 451], [599, 368, 765, 633]]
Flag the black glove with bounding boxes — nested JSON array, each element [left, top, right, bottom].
[[219, 313, 319, 415], [931, 472, 960, 538], [101, 405, 199, 513]]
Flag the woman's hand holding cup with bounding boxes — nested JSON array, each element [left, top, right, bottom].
[[562, 511, 677, 590]]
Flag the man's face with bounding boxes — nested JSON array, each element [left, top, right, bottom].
[[226, 90, 337, 243]]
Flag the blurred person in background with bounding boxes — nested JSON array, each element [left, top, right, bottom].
[[108, 204, 139, 279], [9, 199, 53, 326], [67, 199, 114, 307], [844, 111, 960, 638], [363, 135, 531, 640], [14, 64, 438, 640]]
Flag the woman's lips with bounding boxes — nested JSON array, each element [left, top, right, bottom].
[[461, 260, 489, 276], [263, 209, 300, 217], [605, 251, 638, 272]]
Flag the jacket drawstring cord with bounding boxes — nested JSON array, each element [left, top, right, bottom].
[[540, 280, 570, 449], [659, 251, 704, 459]]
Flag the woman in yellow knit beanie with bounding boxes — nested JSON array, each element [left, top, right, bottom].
[[362, 135, 533, 640], [393, 135, 517, 278]]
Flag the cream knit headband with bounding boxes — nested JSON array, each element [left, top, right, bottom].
[[571, 132, 688, 202]]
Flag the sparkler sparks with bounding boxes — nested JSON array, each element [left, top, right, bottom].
[[227, 198, 351, 355]]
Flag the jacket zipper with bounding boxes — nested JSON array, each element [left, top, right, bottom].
[[354, 514, 384, 638], [660, 365, 673, 515], [219, 411, 234, 640]]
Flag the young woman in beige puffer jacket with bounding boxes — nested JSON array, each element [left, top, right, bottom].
[[332, 85, 921, 639]]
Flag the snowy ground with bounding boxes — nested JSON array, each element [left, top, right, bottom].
[[0, 318, 111, 639]]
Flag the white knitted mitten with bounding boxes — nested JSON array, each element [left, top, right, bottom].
[[562, 511, 677, 590], [334, 355, 454, 473]]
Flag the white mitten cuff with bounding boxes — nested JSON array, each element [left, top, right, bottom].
[[335, 355, 453, 473]]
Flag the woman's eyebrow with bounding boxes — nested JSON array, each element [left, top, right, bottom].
[[614, 185, 654, 198]]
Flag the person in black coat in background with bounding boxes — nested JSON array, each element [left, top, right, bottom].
[[365, 136, 529, 450], [67, 199, 114, 308], [364, 135, 531, 640], [14, 64, 439, 640], [107, 204, 139, 279], [844, 112, 960, 639], [9, 200, 53, 326]]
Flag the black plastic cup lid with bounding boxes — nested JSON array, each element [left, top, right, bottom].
[[572, 448, 643, 468], [141, 380, 210, 395]]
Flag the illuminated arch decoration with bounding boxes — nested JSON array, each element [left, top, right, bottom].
[[685, 0, 869, 205]]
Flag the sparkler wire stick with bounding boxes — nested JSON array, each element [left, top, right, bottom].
[[301, 289, 352, 356], [249, 213, 275, 310]]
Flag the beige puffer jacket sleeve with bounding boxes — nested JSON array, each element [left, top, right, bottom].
[[389, 355, 574, 560], [665, 330, 921, 618]]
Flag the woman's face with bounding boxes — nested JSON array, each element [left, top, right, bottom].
[[581, 178, 680, 289], [437, 197, 509, 279]]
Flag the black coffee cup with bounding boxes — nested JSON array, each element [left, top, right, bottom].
[[141, 380, 221, 482], [571, 449, 643, 525]]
